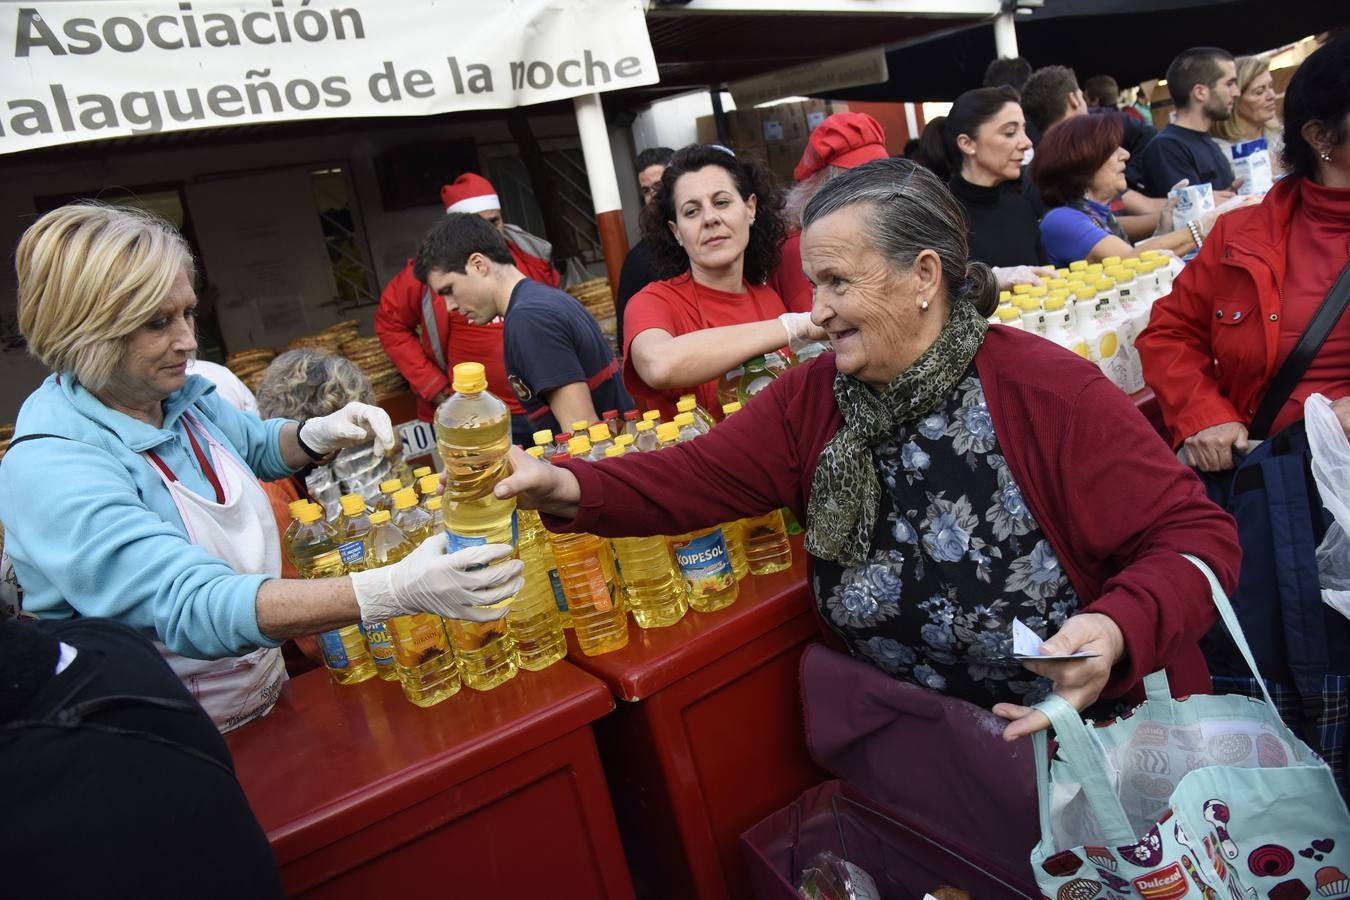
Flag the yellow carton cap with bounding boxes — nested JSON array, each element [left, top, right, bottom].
[[1012, 283, 1034, 295], [1102, 255, 1122, 266], [1069, 260, 1088, 271], [451, 362, 486, 394], [1043, 296, 1067, 311], [996, 307, 1022, 322]]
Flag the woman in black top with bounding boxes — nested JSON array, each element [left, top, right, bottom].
[[920, 86, 1046, 268]]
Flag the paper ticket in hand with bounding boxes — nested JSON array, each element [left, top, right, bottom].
[[1011, 618, 1099, 661]]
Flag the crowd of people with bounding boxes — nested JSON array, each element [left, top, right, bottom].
[[0, 25, 1347, 893]]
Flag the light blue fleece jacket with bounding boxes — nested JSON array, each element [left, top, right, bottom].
[[0, 374, 300, 659]]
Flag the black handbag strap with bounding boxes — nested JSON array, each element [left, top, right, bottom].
[[1249, 260, 1350, 440]]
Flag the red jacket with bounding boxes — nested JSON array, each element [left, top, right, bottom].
[[550, 326, 1240, 704], [374, 232, 558, 423], [1136, 177, 1301, 447]]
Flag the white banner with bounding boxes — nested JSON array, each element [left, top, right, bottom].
[[0, 0, 658, 155]]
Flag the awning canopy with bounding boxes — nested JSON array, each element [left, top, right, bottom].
[[825, 0, 1348, 103]]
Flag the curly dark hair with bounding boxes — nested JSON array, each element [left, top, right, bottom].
[[639, 144, 785, 284]]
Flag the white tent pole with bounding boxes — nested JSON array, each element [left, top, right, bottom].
[[993, 11, 1019, 59], [573, 92, 629, 295]]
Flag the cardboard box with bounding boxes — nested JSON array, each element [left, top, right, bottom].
[[768, 139, 808, 185], [696, 114, 718, 146], [759, 102, 807, 143], [727, 108, 762, 150], [802, 99, 829, 133]]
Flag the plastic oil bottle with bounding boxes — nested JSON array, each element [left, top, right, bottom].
[[283, 498, 315, 568], [367, 510, 461, 707], [676, 395, 715, 433], [375, 478, 403, 512], [533, 429, 556, 460], [524, 447, 572, 628], [604, 444, 688, 628], [662, 423, 740, 612], [720, 403, 794, 576], [736, 355, 778, 406], [507, 510, 569, 671], [417, 473, 440, 502], [586, 423, 614, 461], [335, 493, 398, 682], [435, 361, 518, 691], [675, 412, 749, 582], [412, 465, 433, 482], [392, 488, 436, 545], [291, 503, 377, 685]]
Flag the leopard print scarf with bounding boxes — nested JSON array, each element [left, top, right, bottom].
[[805, 300, 988, 567]]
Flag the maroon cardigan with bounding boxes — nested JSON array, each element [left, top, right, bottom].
[[550, 325, 1241, 703]]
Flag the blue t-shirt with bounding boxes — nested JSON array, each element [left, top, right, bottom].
[[1039, 199, 1115, 268], [1139, 123, 1235, 198], [502, 278, 633, 434]]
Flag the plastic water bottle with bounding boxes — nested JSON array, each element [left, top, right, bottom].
[[435, 362, 518, 692]]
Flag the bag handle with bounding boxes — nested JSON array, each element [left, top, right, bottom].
[[1249, 260, 1350, 440], [1031, 693, 1137, 844], [1180, 552, 1276, 709]]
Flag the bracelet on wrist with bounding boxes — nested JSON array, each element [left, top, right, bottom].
[[1186, 220, 1203, 249], [295, 420, 329, 462]]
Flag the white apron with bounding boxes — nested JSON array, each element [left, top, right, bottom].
[[142, 412, 288, 732]]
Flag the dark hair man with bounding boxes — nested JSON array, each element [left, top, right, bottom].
[[983, 56, 1033, 93], [415, 214, 631, 435], [615, 146, 675, 348], [1139, 47, 1240, 198]]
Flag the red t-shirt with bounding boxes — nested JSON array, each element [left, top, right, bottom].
[[768, 231, 814, 313], [622, 274, 789, 420], [1270, 178, 1350, 435]]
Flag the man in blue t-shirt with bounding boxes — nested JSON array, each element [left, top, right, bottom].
[[413, 214, 632, 434], [1140, 47, 1239, 199]]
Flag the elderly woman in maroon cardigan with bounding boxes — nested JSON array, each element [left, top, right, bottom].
[[499, 157, 1239, 740]]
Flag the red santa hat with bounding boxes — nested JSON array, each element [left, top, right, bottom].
[[441, 173, 501, 215]]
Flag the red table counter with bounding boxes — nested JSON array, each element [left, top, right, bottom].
[[225, 660, 636, 899], [565, 537, 830, 900]]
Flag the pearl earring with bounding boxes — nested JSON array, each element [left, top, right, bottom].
[[1322, 150, 1334, 161], [920, 299, 930, 311]]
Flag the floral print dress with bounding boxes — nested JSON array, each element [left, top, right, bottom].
[[812, 370, 1081, 708]]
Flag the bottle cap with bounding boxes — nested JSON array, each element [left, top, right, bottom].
[[656, 422, 680, 443], [1086, 263, 1104, 274], [588, 423, 611, 443], [642, 410, 661, 422], [1028, 285, 1048, 297], [623, 409, 639, 422], [369, 509, 392, 525], [526, 446, 545, 459], [379, 478, 402, 494], [418, 474, 440, 495], [393, 488, 419, 510], [998, 290, 1012, 303], [676, 397, 696, 414], [1012, 283, 1033, 295], [1043, 296, 1067, 311], [289, 498, 313, 517], [1056, 268, 1071, 278], [996, 306, 1022, 322], [1094, 278, 1116, 291], [722, 401, 743, 416], [614, 434, 635, 447], [1102, 255, 1122, 266], [426, 497, 442, 512], [567, 436, 592, 456], [555, 431, 572, 443], [1069, 260, 1088, 271], [552, 451, 572, 462], [532, 429, 553, 446], [412, 466, 432, 480], [339, 494, 366, 516], [604, 445, 626, 458], [451, 362, 487, 394], [1047, 278, 1068, 290], [602, 409, 618, 421], [296, 504, 323, 524], [1139, 249, 1161, 260], [569, 420, 590, 432], [673, 412, 695, 428], [635, 420, 653, 432]]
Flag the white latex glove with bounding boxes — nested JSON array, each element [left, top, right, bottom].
[[350, 533, 522, 624], [778, 312, 829, 355], [299, 401, 396, 456], [992, 265, 1054, 290]]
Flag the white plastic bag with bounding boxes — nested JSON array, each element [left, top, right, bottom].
[[1303, 392, 1350, 620]]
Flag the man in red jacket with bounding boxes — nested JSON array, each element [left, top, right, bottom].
[[375, 174, 561, 437]]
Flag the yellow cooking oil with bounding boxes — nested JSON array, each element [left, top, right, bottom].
[[283, 498, 317, 568], [673, 412, 748, 584], [417, 473, 441, 504], [550, 530, 629, 656], [604, 445, 687, 628], [505, 508, 568, 671], [291, 503, 376, 685], [719, 404, 794, 575], [367, 509, 461, 707], [392, 488, 436, 545], [522, 448, 572, 629], [336, 493, 398, 682], [435, 362, 519, 691], [666, 422, 739, 612]]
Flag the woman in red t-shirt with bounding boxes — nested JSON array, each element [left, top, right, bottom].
[[623, 145, 825, 420]]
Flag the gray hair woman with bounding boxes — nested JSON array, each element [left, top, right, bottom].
[[0, 203, 518, 732], [501, 157, 1239, 738]]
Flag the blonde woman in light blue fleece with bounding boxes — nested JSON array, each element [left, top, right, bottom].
[[0, 204, 519, 731]]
